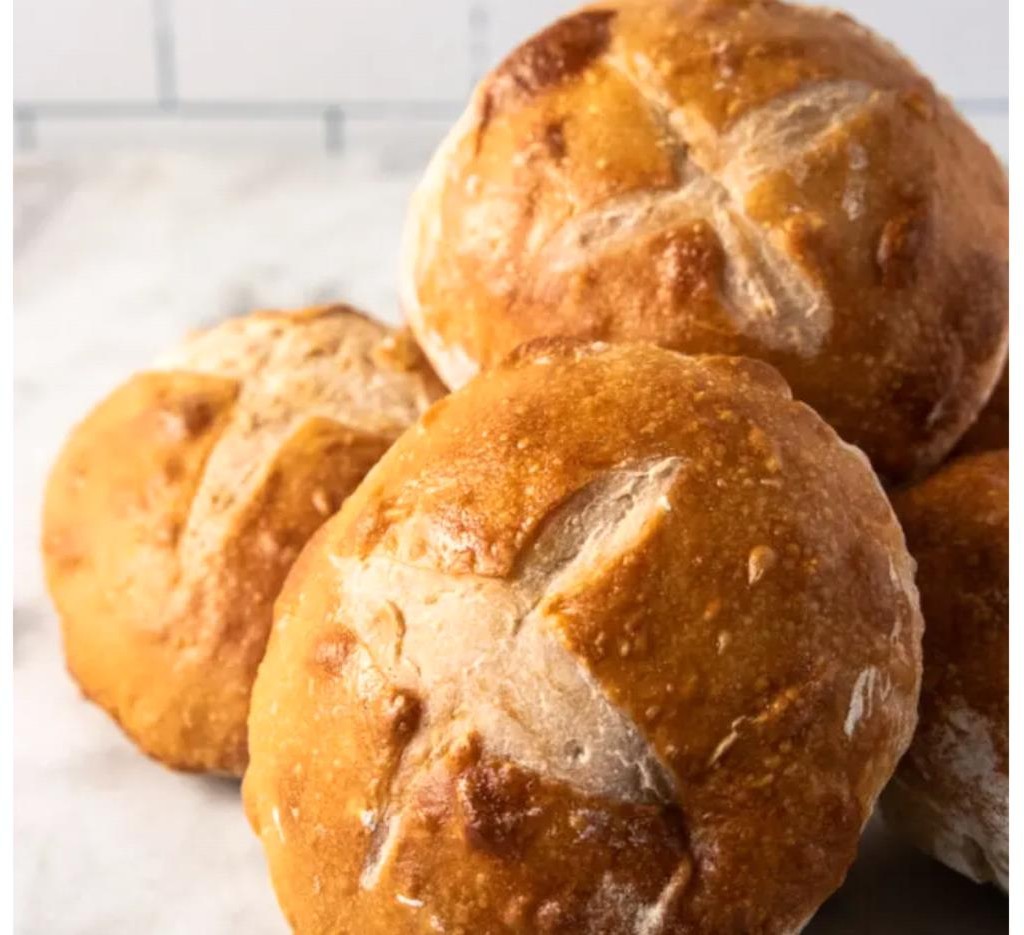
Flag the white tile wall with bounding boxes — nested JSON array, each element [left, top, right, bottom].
[[13, 0, 1008, 155], [14, 0, 160, 102], [172, 0, 473, 102]]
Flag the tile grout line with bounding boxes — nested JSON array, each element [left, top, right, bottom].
[[468, 1, 490, 88], [152, 0, 179, 109], [9, 31, 1008, 153]]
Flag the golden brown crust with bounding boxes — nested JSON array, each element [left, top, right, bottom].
[[244, 341, 922, 933], [402, 0, 1008, 482], [42, 305, 445, 774], [882, 450, 1008, 888]]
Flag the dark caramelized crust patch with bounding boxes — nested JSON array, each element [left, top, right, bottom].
[[486, 9, 616, 110]]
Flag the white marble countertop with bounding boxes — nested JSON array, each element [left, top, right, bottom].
[[13, 152, 1008, 934]]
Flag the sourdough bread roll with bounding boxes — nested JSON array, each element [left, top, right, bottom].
[[244, 341, 923, 934], [882, 450, 1008, 889], [42, 305, 444, 774], [401, 0, 1008, 482]]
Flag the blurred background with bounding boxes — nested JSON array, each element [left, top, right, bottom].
[[13, 3, 1010, 934], [13, 0, 1009, 160]]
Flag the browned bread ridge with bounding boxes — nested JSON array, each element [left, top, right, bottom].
[[401, 0, 1008, 482], [244, 340, 923, 934], [42, 305, 444, 775], [882, 450, 1008, 889]]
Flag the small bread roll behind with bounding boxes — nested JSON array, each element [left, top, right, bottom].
[[42, 305, 444, 774], [244, 341, 922, 933], [402, 0, 1008, 481], [882, 450, 1008, 889]]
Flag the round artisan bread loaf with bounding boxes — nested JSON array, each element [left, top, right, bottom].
[[401, 0, 1008, 482], [42, 305, 444, 774], [244, 340, 923, 934], [881, 449, 1008, 890]]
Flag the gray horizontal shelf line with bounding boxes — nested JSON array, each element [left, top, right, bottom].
[[13, 100, 466, 120]]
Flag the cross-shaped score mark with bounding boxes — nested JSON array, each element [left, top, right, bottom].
[[323, 457, 685, 888], [154, 315, 411, 574], [537, 62, 879, 356]]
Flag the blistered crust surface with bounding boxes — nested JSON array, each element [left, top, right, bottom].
[[244, 342, 923, 933], [401, 0, 1008, 480], [882, 450, 1008, 889], [42, 305, 444, 774]]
